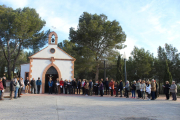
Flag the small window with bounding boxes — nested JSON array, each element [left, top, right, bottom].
[[50, 48, 55, 54]]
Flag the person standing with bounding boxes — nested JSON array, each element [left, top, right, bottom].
[[85, 80, 89, 96], [18, 78, 22, 97], [94, 81, 99, 95], [60, 78, 64, 94], [28, 78, 31, 93], [146, 81, 151, 100], [68, 80, 72, 94], [131, 81, 136, 98], [2, 77, 6, 94], [119, 80, 123, 97], [100, 78, 104, 95], [125, 81, 130, 98], [105, 77, 109, 95], [48, 78, 53, 94], [109, 79, 114, 96], [151, 79, 156, 100], [64, 80, 68, 94], [154, 80, 158, 99], [24, 77, 30, 94], [56, 78, 60, 94], [36, 77, 42, 94], [81, 79, 85, 95], [140, 80, 146, 100], [99, 81, 104, 97], [20, 78, 24, 95], [89, 80, 93, 96], [163, 81, 170, 100], [114, 82, 118, 97], [170, 81, 177, 101], [10, 78, 16, 100], [54, 78, 58, 94], [136, 80, 140, 98], [14, 78, 20, 99], [55, 78, 59, 94], [0, 78, 4, 101], [72, 78, 77, 94], [77, 79, 81, 94], [30, 78, 36, 94]]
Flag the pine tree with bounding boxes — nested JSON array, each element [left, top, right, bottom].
[[164, 60, 173, 84], [116, 55, 123, 82]]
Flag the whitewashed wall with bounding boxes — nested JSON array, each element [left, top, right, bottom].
[[54, 60, 72, 80], [20, 64, 30, 80], [32, 44, 72, 59], [31, 59, 73, 93], [31, 59, 51, 80], [31, 59, 73, 80]]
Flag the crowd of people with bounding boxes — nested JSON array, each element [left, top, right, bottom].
[[0, 76, 178, 101]]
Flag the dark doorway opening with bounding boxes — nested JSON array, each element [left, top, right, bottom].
[[45, 66, 58, 93], [25, 72, 29, 79]]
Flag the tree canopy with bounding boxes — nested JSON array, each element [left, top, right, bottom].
[[69, 12, 126, 80], [0, 5, 49, 79]]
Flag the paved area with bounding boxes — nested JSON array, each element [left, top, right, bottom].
[[0, 94, 180, 120]]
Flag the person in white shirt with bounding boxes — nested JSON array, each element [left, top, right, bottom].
[[81, 79, 85, 95], [146, 81, 151, 100]]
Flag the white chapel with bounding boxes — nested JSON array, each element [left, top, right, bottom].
[[20, 31, 76, 93]]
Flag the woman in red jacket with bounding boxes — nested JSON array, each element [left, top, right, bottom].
[[109, 79, 114, 96], [0, 78, 4, 100], [60, 78, 64, 94]]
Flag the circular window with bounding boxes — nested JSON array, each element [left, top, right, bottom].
[[50, 48, 55, 53]]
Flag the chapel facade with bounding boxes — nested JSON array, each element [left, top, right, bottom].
[[20, 31, 75, 93]]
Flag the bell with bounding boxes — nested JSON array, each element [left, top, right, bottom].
[[51, 38, 55, 42]]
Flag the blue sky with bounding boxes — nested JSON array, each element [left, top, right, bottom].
[[1, 0, 180, 58]]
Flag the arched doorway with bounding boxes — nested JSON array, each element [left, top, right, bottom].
[[42, 63, 61, 93], [45, 66, 58, 93]]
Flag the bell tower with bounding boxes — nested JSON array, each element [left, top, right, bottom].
[[48, 31, 58, 45]]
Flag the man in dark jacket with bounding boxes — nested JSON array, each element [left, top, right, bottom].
[[89, 80, 93, 96], [64, 80, 68, 94], [24, 77, 30, 94], [155, 80, 158, 99], [105, 77, 109, 95], [53, 78, 58, 94], [93, 81, 99, 95], [36, 77, 42, 94], [2, 76, 6, 92], [163, 81, 170, 100], [10, 78, 17, 100], [30, 78, 36, 94], [68, 80, 72, 94], [119, 80, 123, 97], [77, 79, 81, 94], [72, 78, 76, 94]]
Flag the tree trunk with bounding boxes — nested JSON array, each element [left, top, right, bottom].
[[159, 79, 161, 94], [7, 40, 12, 80], [7, 62, 11, 80], [95, 64, 99, 81], [12, 44, 22, 76]]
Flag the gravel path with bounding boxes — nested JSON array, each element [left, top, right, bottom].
[[0, 94, 179, 120]]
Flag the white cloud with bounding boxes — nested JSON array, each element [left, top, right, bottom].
[[139, 4, 151, 12], [46, 17, 77, 34], [177, 21, 180, 24], [119, 37, 137, 59], [148, 16, 160, 25]]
